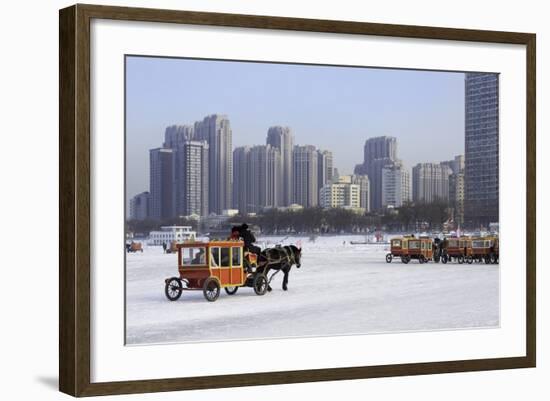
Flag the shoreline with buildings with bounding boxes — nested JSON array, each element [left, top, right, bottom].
[[128, 72, 499, 234]]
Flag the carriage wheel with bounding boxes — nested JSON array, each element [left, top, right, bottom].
[[224, 286, 238, 295], [419, 255, 425, 264], [458, 255, 464, 264], [203, 278, 220, 302], [165, 278, 183, 301], [491, 254, 498, 264], [441, 255, 447, 264], [484, 255, 491, 264], [467, 256, 473, 264], [253, 274, 268, 296], [401, 255, 410, 264], [386, 254, 393, 263]]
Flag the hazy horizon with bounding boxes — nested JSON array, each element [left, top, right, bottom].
[[126, 56, 465, 200]]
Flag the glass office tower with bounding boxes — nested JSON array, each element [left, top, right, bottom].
[[464, 73, 499, 227]]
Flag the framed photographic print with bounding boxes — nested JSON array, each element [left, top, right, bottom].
[[59, 4, 536, 397]]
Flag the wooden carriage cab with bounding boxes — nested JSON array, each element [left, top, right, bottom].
[[407, 238, 433, 259], [176, 240, 245, 288], [390, 238, 405, 256]]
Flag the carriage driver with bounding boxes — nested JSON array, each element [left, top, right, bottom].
[[231, 223, 262, 258]]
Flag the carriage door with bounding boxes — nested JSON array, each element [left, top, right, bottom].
[[231, 247, 244, 286], [209, 247, 222, 282]]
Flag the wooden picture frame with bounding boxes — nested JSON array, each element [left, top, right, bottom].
[[59, 3, 536, 397]]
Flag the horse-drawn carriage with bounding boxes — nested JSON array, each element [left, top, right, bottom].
[[440, 236, 498, 264], [126, 241, 143, 253], [440, 237, 471, 264], [386, 236, 433, 264], [164, 239, 301, 302], [387, 234, 499, 265], [403, 237, 433, 264], [471, 237, 499, 264]]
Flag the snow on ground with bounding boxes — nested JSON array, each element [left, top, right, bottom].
[[126, 235, 499, 345]]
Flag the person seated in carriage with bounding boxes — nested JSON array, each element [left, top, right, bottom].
[[230, 223, 263, 270]]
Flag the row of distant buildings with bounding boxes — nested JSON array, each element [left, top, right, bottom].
[[130, 116, 348, 220], [353, 135, 465, 221], [130, 72, 498, 228]]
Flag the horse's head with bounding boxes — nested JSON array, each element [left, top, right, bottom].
[[291, 245, 302, 268]]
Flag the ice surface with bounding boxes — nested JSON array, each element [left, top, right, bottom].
[[125, 235, 499, 345]]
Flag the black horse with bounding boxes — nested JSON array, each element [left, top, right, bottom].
[[259, 245, 302, 291]]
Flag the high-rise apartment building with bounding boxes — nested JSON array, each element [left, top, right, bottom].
[[163, 125, 194, 148], [350, 174, 370, 212], [363, 135, 397, 162], [232, 146, 250, 214], [354, 136, 399, 210], [149, 147, 174, 219], [464, 73, 499, 226], [441, 155, 465, 175], [381, 163, 410, 208], [174, 140, 209, 217], [195, 115, 233, 214], [248, 145, 282, 213], [233, 145, 282, 214], [320, 182, 361, 209], [412, 163, 451, 203], [449, 172, 465, 225], [293, 145, 318, 207], [129, 191, 150, 221], [266, 126, 294, 206], [317, 150, 333, 193]]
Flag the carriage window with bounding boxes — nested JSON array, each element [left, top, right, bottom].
[[231, 247, 241, 267], [182, 247, 206, 266], [391, 239, 401, 247], [472, 240, 485, 248], [448, 239, 458, 247], [210, 247, 220, 267], [409, 241, 420, 249], [220, 247, 230, 267]]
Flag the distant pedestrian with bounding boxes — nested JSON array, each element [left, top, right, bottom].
[[343, 240, 346, 247], [162, 241, 167, 253]]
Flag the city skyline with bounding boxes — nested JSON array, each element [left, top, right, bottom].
[[136, 121, 464, 220], [126, 56, 465, 200]]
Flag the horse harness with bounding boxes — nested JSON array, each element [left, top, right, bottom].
[[261, 245, 298, 285], [264, 245, 297, 266]]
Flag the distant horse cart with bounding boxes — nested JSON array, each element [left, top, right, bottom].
[[126, 241, 143, 253], [164, 240, 302, 302], [386, 236, 433, 264], [440, 237, 471, 264], [402, 237, 433, 264], [471, 237, 499, 264], [387, 235, 498, 265]]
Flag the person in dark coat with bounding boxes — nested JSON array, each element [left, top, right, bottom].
[[162, 241, 167, 253], [237, 223, 261, 257]]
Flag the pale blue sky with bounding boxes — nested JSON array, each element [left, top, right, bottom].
[[126, 56, 465, 199]]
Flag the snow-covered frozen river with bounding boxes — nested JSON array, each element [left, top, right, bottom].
[[126, 235, 499, 345]]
